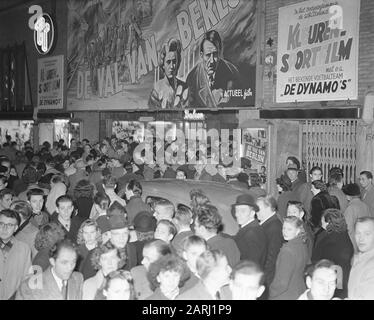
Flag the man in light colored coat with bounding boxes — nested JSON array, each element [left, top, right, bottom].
[[342, 183, 372, 252], [348, 217, 374, 300], [16, 239, 83, 300]]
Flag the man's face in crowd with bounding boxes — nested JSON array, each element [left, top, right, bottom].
[[29, 195, 44, 214], [255, 200, 270, 223], [310, 169, 322, 182], [154, 223, 173, 243], [0, 194, 13, 209], [183, 243, 206, 272], [355, 220, 374, 253], [99, 248, 120, 276], [359, 174, 372, 189], [230, 273, 265, 300], [164, 51, 178, 79], [157, 270, 180, 293], [286, 169, 298, 182], [50, 248, 77, 281], [142, 246, 160, 271], [307, 267, 337, 300], [201, 40, 219, 77], [83, 225, 98, 246], [0, 215, 18, 241], [56, 200, 74, 221], [110, 227, 129, 249], [286, 204, 304, 220], [84, 145, 91, 154], [234, 205, 252, 226]]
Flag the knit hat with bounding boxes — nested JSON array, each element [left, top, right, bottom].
[[96, 216, 111, 234], [342, 183, 361, 196], [133, 211, 156, 233], [109, 214, 128, 230]]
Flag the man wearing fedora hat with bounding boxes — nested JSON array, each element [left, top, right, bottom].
[[108, 214, 138, 270], [342, 183, 372, 252], [232, 194, 267, 268]]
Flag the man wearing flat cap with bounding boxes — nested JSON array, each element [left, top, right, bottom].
[[342, 183, 372, 252], [232, 194, 267, 268]]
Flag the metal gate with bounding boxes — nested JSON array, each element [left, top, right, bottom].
[[302, 119, 358, 184]]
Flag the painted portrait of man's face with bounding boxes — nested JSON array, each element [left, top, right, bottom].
[[201, 40, 219, 77]]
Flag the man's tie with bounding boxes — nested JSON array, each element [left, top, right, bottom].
[[0, 239, 13, 253], [61, 280, 68, 300]]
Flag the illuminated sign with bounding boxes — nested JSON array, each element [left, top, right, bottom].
[[28, 5, 55, 55], [184, 110, 205, 121]]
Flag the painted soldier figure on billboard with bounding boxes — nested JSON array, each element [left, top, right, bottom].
[[186, 30, 243, 109], [148, 38, 188, 109]]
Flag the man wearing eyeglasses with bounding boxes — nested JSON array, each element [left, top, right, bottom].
[[0, 209, 32, 300]]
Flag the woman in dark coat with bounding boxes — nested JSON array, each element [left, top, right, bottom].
[[310, 180, 339, 231], [74, 179, 94, 220], [312, 208, 354, 299], [270, 216, 309, 300]]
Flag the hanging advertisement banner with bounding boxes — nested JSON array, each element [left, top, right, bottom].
[[276, 0, 360, 103], [37, 55, 64, 109], [67, 0, 257, 111]]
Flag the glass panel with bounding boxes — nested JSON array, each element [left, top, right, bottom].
[[0, 120, 33, 150], [54, 119, 70, 146]]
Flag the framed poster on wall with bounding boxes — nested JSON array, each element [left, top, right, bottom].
[[242, 127, 268, 184], [276, 0, 360, 103], [37, 55, 64, 109]]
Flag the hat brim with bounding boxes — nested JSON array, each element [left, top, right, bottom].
[[232, 202, 259, 212]]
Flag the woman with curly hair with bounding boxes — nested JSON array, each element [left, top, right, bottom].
[[146, 254, 190, 300], [312, 208, 354, 298], [32, 222, 66, 271], [73, 179, 94, 220], [82, 241, 126, 300], [276, 175, 298, 219], [96, 270, 136, 300], [189, 189, 210, 218], [270, 216, 309, 300], [76, 219, 101, 271]]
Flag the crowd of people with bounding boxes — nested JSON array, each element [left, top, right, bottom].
[[0, 135, 374, 300]]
